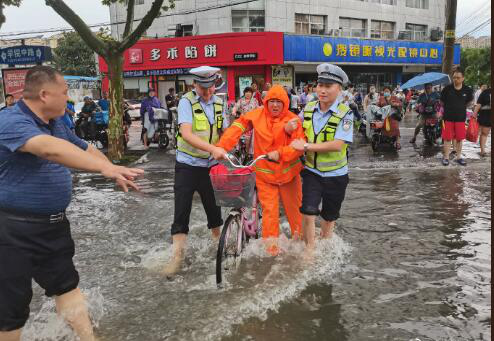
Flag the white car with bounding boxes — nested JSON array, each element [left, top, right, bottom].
[[125, 99, 141, 120]]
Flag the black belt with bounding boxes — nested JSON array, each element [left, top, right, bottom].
[[0, 208, 67, 224]]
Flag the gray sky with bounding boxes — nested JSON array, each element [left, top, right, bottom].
[[0, 0, 490, 37]]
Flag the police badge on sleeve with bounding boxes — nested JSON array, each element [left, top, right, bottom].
[[343, 119, 353, 132]]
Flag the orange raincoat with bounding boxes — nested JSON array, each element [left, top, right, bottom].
[[217, 85, 305, 239]]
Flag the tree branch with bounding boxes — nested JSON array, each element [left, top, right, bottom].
[[123, 0, 135, 38], [118, 0, 165, 52], [45, 0, 108, 57]]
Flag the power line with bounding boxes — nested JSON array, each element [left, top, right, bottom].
[[0, 0, 259, 38], [458, 18, 491, 39]]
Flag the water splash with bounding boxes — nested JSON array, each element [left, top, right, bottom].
[[21, 288, 106, 341]]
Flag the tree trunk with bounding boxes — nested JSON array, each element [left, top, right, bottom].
[[106, 53, 125, 162]]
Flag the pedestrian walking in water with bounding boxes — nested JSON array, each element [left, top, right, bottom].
[[0, 66, 143, 341], [164, 66, 229, 277], [440, 68, 474, 166], [288, 63, 353, 257]]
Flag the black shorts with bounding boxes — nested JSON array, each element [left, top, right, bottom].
[[478, 111, 491, 127], [0, 211, 79, 331], [171, 162, 223, 235], [300, 170, 349, 222]]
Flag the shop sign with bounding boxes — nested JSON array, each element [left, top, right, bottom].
[[0, 45, 51, 65], [123, 68, 190, 78], [284, 35, 461, 65], [1, 67, 30, 100], [129, 49, 143, 64], [272, 66, 293, 88], [234, 53, 258, 61], [147, 44, 217, 62]]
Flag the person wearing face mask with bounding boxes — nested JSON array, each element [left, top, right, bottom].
[[164, 66, 229, 277], [212, 85, 305, 255], [377, 86, 402, 149]]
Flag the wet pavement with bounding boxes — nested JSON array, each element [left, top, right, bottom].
[[22, 114, 490, 341]]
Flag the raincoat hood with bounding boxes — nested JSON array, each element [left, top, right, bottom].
[[262, 85, 291, 118]]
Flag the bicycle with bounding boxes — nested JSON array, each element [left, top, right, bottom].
[[210, 153, 271, 287]]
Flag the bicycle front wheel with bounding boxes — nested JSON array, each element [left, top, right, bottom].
[[216, 214, 244, 286]]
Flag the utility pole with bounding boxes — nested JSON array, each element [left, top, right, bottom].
[[442, 0, 457, 76]]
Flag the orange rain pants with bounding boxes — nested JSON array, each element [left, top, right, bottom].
[[256, 175, 302, 239]]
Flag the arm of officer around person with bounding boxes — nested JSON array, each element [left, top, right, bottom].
[[16, 120, 143, 192], [216, 110, 255, 152], [291, 111, 354, 153], [277, 113, 305, 162]]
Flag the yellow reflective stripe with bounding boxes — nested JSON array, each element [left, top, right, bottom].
[[232, 122, 246, 132], [282, 159, 301, 174], [254, 166, 275, 174]]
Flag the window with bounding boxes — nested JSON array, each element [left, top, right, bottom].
[[232, 10, 265, 32], [406, 0, 428, 9], [339, 17, 367, 37], [371, 20, 395, 39], [295, 14, 327, 35], [405, 23, 427, 40], [135, 0, 145, 5]]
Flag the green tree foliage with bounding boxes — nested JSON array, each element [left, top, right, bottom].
[[45, 0, 175, 161], [0, 0, 22, 28], [53, 32, 97, 76], [460, 47, 491, 87]]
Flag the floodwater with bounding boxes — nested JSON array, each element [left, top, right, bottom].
[[22, 115, 490, 341]]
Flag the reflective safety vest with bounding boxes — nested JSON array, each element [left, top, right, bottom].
[[176, 91, 224, 159], [302, 101, 351, 172]]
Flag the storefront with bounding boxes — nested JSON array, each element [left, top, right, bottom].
[[99, 32, 284, 103], [283, 34, 461, 93]]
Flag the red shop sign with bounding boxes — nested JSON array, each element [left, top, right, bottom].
[[99, 32, 283, 73], [2, 67, 30, 100]]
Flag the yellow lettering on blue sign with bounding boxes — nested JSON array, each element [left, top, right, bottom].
[[387, 47, 396, 58], [375, 46, 385, 57], [336, 44, 347, 56], [349, 45, 360, 57], [420, 48, 428, 58], [430, 48, 439, 58], [398, 47, 407, 58], [409, 48, 418, 58], [363, 45, 373, 57]]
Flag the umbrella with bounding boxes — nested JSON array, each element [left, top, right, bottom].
[[401, 72, 450, 90]]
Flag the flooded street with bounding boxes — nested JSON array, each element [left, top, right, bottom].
[[23, 115, 490, 341]]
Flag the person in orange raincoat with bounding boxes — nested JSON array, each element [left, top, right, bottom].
[[210, 85, 305, 254]]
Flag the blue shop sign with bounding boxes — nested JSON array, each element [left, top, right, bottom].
[[284, 35, 461, 65], [0, 45, 51, 65], [123, 68, 190, 78]]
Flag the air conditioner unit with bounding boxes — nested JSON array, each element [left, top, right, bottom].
[[430, 28, 443, 41]]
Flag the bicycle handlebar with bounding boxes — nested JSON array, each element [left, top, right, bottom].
[[223, 153, 276, 168]]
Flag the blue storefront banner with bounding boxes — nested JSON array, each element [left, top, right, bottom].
[[0, 45, 52, 65], [123, 68, 190, 78], [284, 35, 460, 65]]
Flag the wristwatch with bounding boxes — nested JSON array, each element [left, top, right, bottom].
[[303, 143, 309, 153]]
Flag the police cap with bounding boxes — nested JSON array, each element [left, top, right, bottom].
[[189, 66, 221, 88], [316, 63, 349, 86]]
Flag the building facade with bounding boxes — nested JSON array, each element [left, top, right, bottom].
[[110, 0, 445, 41], [108, 0, 451, 100], [456, 35, 491, 49]]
